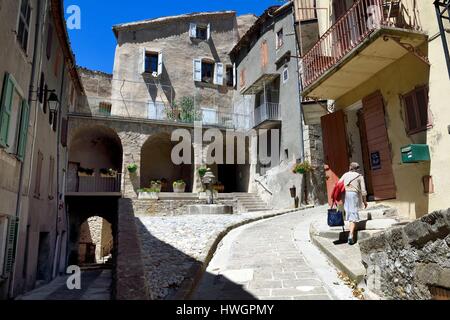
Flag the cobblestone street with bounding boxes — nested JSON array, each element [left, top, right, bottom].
[[193, 207, 356, 300]]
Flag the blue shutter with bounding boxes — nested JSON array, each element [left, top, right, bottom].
[[0, 74, 15, 147], [17, 99, 30, 161]]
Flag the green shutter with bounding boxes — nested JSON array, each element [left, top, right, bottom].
[[17, 99, 30, 161], [0, 74, 15, 147], [3, 216, 19, 275]]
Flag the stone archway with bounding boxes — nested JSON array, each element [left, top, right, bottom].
[[78, 216, 113, 265], [140, 132, 193, 192], [68, 125, 123, 193]]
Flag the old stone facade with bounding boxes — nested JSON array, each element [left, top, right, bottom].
[[0, 0, 83, 299], [360, 209, 450, 300]]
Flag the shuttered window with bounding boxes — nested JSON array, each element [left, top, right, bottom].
[[261, 40, 269, 68], [403, 86, 431, 135], [214, 63, 224, 86], [34, 151, 44, 198], [61, 117, 68, 147], [48, 156, 55, 199], [17, 0, 31, 53], [2, 216, 19, 275], [46, 24, 53, 60], [0, 73, 30, 161]]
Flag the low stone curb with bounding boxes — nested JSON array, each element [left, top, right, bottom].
[[169, 206, 314, 300]]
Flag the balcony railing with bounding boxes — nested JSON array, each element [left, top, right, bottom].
[[67, 173, 122, 194], [253, 102, 281, 128], [301, 0, 421, 88], [71, 97, 251, 131]]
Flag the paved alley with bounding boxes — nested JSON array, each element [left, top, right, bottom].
[[17, 269, 112, 300], [192, 206, 356, 300]]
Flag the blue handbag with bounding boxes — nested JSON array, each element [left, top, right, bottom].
[[327, 204, 345, 230]]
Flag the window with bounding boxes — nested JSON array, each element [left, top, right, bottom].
[[17, 0, 31, 52], [226, 65, 234, 87], [46, 24, 53, 60], [34, 151, 43, 198], [142, 50, 162, 76], [0, 73, 30, 161], [402, 86, 431, 135], [240, 68, 246, 88], [48, 156, 55, 199], [189, 23, 211, 41], [261, 40, 269, 68], [193, 59, 223, 85], [61, 117, 68, 147], [282, 66, 289, 84], [0, 217, 7, 276], [276, 29, 284, 49]]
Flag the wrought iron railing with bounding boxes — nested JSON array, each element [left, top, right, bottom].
[[68, 173, 122, 193], [301, 0, 421, 88], [252, 102, 281, 127]]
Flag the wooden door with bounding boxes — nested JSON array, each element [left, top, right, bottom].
[[362, 91, 396, 200], [321, 110, 350, 205], [357, 109, 374, 198]]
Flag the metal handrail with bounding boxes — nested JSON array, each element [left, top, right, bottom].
[[253, 102, 281, 127], [301, 0, 420, 88]]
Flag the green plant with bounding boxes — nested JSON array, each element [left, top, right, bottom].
[[293, 161, 312, 174], [177, 96, 201, 123], [137, 187, 160, 193], [173, 180, 186, 187], [198, 167, 208, 178], [127, 163, 138, 173]]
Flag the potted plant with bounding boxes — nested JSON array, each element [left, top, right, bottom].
[[100, 168, 117, 177], [173, 180, 186, 193], [292, 161, 312, 174], [78, 167, 94, 177], [127, 163, 138, 173], [137, 187, 160, 200], [150, 180, 162, 192], [198, 167, 208, 178]]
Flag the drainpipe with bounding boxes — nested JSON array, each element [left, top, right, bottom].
[[291, 8, 305, 161], [8, 0, 44, 298]]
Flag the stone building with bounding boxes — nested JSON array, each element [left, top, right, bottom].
[[295, 0, 450, 220], [0, 0, 83, 298], [230, 3, 327, 208]]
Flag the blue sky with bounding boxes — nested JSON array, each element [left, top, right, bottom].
[[65, 0, 282, 74]]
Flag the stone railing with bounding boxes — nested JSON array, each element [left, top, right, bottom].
[[359, 209, 450, 300]]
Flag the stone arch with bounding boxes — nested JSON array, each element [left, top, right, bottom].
[[68, 125, 123, 193], [78, 216, 113, 265], [140, 132, 194, 192]]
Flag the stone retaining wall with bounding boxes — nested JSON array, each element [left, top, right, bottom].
[[132, 199, 238, 216], [359, 209, 450, 300]]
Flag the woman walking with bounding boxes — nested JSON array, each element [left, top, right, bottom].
[[339, 162, 367, 245]]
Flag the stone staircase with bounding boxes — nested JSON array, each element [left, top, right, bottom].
[[233, 193, 272, 212]]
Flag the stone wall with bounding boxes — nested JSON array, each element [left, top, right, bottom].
[[132, 199, 238, 216], [359, 209, 450, 300]]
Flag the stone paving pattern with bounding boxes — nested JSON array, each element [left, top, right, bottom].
[[135, 208, 300, 299], [193, 210, 338, 300]]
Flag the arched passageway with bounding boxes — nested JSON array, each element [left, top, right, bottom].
[[140, 133, 193, 192], [68, 126, 123, 193], [78, 216, 113, 265]]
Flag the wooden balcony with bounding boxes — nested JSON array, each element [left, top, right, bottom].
[[301, 0, 427, 100], [66, 173, 122, 196]]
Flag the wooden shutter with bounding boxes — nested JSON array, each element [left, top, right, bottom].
[[207, 24, 211, 40], [189, 23, 197, 38], [17, 99, 30, 161], [214, 63, 224, 85], [3, 216, 19, 275], [403, 86, 430, 135], [157, 51, 163, 76], [0, 73, 14, 147], [321, 110, 350, 205], [261, 40, 268, 68], [193, 59, 202, 81], [46, 24, 53, 60], [61, 117, 68, 147], [140, 48, 146, 74], [34, 151, 44, 197], [362, 91, 396, 200]]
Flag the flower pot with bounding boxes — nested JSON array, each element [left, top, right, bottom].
[[173, 184, 186, 193], [128, 166, 137, 173], [150, 182, 162, 192]]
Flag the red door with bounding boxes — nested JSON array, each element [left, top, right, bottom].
[[362, 91, 396, 200], [321, 110, 350, 206]]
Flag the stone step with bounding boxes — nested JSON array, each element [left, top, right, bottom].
[[246, 208, 271, 212], [359, 205, 399, 220]]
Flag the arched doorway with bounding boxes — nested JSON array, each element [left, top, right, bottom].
[[141, 133, 193, 192], [68, 126, 123, 193], [78, 216, 113, 265]]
